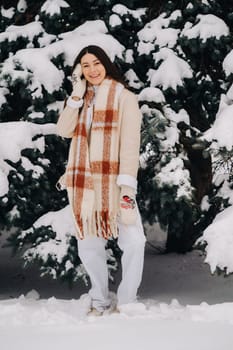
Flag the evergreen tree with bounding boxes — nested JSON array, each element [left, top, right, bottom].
[[137, 0, 233, 251], [1, 0, 233, 282]]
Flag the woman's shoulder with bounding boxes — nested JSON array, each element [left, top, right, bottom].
[[119, 87, 138, 103]]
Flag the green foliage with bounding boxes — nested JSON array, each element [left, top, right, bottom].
[[1, 0, 233, 280], [0, 37, 29, 62], [138, 96, 198, 251], [134, 0, 233, 253], [0, 75, 32, 122], [1, 135, 69, 231], [8, 226, 86, 286], [107, 4, 146, 49]]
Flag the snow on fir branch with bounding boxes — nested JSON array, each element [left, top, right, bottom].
[[1, 0, 233, 280]]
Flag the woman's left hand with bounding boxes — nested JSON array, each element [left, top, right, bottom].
[[119, 185, 137, 225]]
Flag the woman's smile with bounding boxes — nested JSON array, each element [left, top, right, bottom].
[[81, 53, 106, 85]]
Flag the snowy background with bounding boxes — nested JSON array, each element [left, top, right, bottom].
[[1, 0, 233, 278], [1, 0, 233, 348]]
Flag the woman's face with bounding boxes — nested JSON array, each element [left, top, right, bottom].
[[80, 53, 106, 85]]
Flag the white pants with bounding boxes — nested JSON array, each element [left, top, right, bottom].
[[78, 210, 146, 310]]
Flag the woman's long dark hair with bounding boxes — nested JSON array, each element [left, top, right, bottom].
[[71, 45, 126, 86]]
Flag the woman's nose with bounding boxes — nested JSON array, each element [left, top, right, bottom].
[[89, 65, 96, 73]]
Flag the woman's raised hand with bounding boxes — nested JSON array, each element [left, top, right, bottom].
[[71, 64, 86, 99]]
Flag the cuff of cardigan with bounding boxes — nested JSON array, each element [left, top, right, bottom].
[[116, 174, 137, 191], [67, 96, 83, 109]]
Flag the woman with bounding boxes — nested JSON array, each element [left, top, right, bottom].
[[56, 45, 146, 315]]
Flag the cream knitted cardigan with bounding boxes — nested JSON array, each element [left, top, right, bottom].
[[57, 80, 141, 239], [57, 86, 142, 191]]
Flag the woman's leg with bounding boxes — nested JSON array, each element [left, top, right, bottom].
[[117, 207, 146, 306], [78, 235, 111, 311]]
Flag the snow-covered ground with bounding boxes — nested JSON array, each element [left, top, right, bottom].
[[1, 295, 233, 350], [1, 234, 233, 350]]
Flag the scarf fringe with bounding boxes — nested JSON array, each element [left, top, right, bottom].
[[75, 211, 118, 240]]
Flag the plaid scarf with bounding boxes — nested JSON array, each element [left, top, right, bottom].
[[65, 79, 123, 239]]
